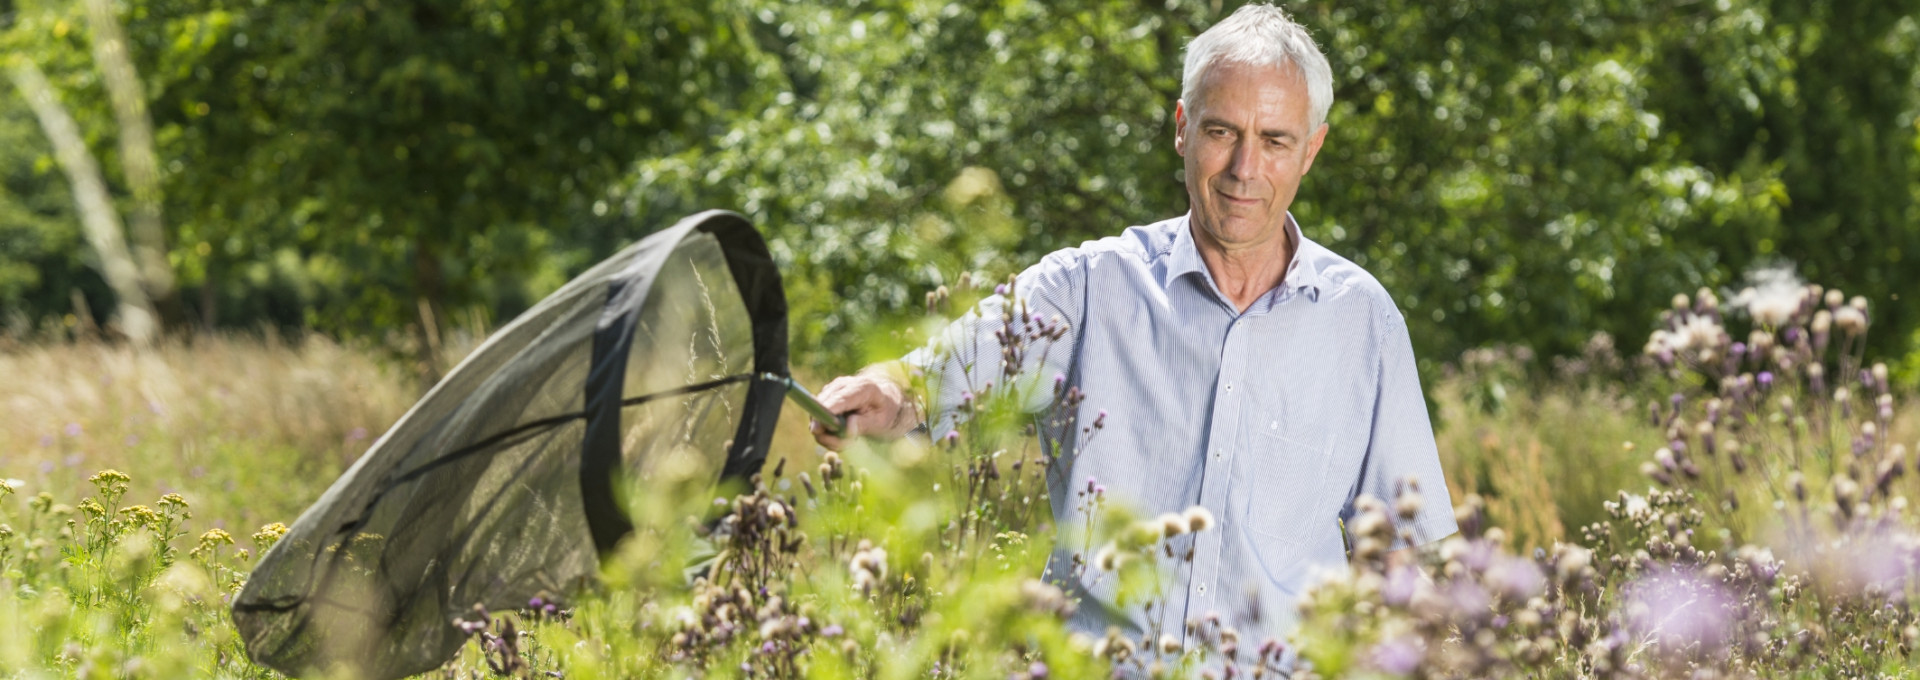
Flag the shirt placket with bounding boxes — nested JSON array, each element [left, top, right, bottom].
[[1183, 309, 1254, 635]]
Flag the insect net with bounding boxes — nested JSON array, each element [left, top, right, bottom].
[[231, 211, 788, 678]]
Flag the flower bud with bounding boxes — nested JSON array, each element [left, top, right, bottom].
[[1183, 506, 1215, 533]]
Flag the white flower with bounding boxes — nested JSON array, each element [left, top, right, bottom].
[[1183, 506, 1215, 533], [1624, 494, 1650, 517], [1672, 314, 1724, 352], [1836, 306, 1867, 335], [1731, 267, 1806, 327], [1156, 513, 1187, 539]]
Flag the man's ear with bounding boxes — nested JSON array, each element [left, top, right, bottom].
[[1174, 99, 1189, 157], [1300, 122, 1329, 176]]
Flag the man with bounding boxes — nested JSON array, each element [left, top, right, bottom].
[[810, 3, 1456, 656]]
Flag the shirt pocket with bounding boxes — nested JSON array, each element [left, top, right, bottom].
[[1241, 425, 1335, 556]]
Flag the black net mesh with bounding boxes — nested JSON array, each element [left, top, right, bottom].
[[232, 212, 784, 678]]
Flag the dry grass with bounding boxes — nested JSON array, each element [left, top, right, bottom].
[[0, 333, 415, 530], [2, 332, 1755, 560]]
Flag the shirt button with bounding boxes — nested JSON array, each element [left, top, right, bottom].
[[1199, 584, 1208, 595]]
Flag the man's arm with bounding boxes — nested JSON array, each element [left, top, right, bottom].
[[810, 250, 1088, 450], [1342, 305, 1459, 548]]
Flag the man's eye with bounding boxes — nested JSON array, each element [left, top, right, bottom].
[[1208, 128, 1232, 139]]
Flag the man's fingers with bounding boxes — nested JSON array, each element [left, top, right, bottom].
[[810, 421, 845, 451]]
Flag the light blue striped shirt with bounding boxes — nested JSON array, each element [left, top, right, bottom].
[[909, 212, 1457, 654]]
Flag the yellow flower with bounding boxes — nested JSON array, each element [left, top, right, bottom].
[[253, 522, 290, 551]]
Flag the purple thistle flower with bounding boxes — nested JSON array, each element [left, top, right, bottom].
[[1485, 555, 1547, 600], [38, 434, 53, 448], [543, 604, 558, 615], [1370, 637, 1423, 674], [1625, 568, 1735, 651], [1758, 371, 1774, 389], [1381, 565, 1420, 606], [530, 597, 544, 609], [821, 624, 844, 637], [942, 430, 960, 446], [1028, 661, 1049, 678], [995, 284, 1010, 296], [64, 422, 82, 437]]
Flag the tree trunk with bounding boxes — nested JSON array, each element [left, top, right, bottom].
[[9, 59, 159, 346], [83, 0, 183, 329]]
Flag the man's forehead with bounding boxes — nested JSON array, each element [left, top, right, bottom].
[[1187, 60, 1313, 128]]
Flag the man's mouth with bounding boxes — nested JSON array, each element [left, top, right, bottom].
[[1219, 192, 1261, 206]]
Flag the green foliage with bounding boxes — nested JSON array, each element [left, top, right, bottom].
[[4, 0, 1917, 371]]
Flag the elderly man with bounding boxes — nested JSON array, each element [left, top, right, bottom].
[[810, 3, 1456, 657]]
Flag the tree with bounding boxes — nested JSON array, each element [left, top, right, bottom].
[[112, 0, 768, 379]]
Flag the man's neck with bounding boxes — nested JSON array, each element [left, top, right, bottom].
[[1191, 221, 1295, 313]]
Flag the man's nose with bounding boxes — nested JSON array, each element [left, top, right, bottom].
[[1226, 138, 1262, 183]]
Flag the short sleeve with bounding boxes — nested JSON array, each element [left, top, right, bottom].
[[1341, 306, 1458, 549], [904, 249, 1087, 436]]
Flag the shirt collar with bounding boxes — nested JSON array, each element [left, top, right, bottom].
[[1166, 212, 1324, 304]]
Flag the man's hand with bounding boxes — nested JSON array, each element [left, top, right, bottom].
[[809, 368, 920, 451]]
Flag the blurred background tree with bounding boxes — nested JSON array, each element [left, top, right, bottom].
[[2, 0, 1916, 380]]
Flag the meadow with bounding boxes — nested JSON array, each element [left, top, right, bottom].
[[4, 276, 1917, 678]]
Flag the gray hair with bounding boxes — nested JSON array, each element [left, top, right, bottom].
[[1181, 4, 1334, 130]]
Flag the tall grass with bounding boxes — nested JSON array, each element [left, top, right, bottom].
[[0, 333, 414, 531]]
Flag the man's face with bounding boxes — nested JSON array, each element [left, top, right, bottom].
[[1175, 60, 1328, 251]]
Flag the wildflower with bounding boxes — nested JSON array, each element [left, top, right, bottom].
[[1740, 291, 1797, 328], [88, 469, 131, 493], [1394, 483, 1424, 520], [1554, 546, 1593, 580], [1624, 568, 1736, 651], [119, 505, 163, 528], [1835, 305, 1867, 335], [253, 522, 290, 551], [1369, 636, 1424, 675], [65, 422, 82, 437], [1156, 513, 1187, 539], [766, 502, 787, 523], [1183, 505, 1215, 533], [1157, 634, 1182, 655], [191, 528, 234, 559], [1094, 544, 1121, 571], [0, 479, 20, 496], [1811, 310, 1832, 334]]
